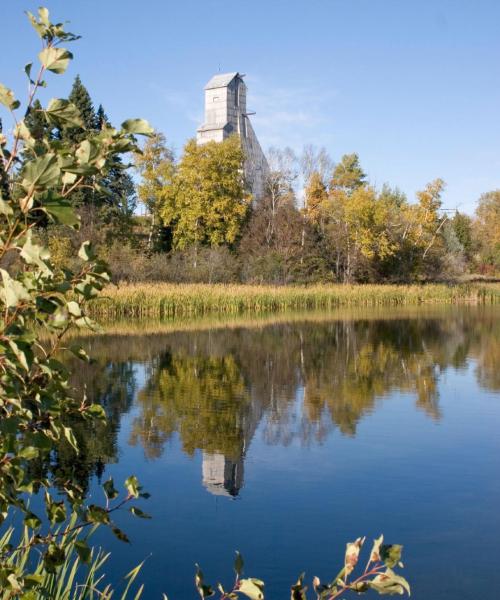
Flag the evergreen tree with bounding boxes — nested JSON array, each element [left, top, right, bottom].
[[95, 103, 137, 240], [330, 153, 367, 194], [23, 99, 55, 155], [95, 103, 109, 130], [59, 76, 97, 206], [65, 74, 97, 142]]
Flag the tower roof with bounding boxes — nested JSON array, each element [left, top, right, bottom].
[[204, 72, 242, 90]]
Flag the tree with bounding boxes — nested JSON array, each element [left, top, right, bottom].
[[135, 131, 175, 252], [65, 74, 97, 142], [160, 136, 250, 259], [474, 190, 500, 271], [304, 170, 328, 225], [451, 211, 473, 260], [95, 104, 138, 241], [330, 153, 367, 194], [239, 197, 329, 283], [323, 185, 397, 282]]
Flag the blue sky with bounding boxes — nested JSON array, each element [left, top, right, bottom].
[[1, 0, 499, 213]]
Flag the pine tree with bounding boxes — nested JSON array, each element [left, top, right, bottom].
[[65, 75, 97, 143], [23, 99, 55, 155], [95, 103, 109, 130], [58, 76, 98, 206], [330, 153, 367, 194], [95, 103, 137, 240]]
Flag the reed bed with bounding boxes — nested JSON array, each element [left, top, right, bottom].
[[87, 283, 500, 320]]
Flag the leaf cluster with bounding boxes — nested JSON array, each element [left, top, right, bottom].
[[195, 537, 410, 600], [0, 7, 152, 597]]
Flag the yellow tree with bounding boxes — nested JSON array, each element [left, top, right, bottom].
[[134, 131, 175, 251], [160, 136, 250, 261], [304, 170, 328, 226], [395, 179, 448, 277], [474, 190, 500, 270], [322, 185, 396, 282]]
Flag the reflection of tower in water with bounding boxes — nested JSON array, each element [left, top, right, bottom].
[[201, 386, 264, 497], [202, 452, 244, 497]]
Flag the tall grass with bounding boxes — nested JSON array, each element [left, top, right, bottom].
[[88, 283, 500, 319]]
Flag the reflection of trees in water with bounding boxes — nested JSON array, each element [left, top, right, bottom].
[[129, 353, 251, 460], [30, 359, 138, 494], [63, 308, 499, 492]]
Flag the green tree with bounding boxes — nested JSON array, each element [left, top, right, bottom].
[[330, 153, 367, 194], [65, 74, 97, 142], [451, 211, 473, 259], [95, 105, 138, 241], [161, 136, 250, 257]]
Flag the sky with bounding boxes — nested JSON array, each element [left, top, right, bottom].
[[1, 0, 499, 214]]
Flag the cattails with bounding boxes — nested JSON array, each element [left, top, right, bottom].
[[87, 283, 500, 319]]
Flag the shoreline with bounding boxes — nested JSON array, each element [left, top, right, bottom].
[[87, 282, 500, 319]]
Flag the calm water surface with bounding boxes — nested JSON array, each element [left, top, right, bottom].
[[66, 306, 500, 599]]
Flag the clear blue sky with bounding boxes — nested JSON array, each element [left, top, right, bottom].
[[2, 0, 499, 213]]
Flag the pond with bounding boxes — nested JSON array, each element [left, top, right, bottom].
[[64, 305, 500, 599]]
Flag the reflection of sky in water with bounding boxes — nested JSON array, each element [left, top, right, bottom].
[[79, 308, 500, 600]]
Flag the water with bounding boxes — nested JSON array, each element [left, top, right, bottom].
[[63, 306, 500, 599]]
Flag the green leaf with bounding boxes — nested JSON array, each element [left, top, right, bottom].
[[20, 231, 51, 274], [380, 544, 403, 569], [111, 526, 130, 543], [1, 269, 31, 307], [78, 241, 96, 261], [45, 98, 83, 128], [130, 507, 151, 519], [0, 83, 20, 110], [39, 47, 73, 74], [43, 543, 66, 573], [21, 153, 60, 193], [69, 344, 91, 362], [8, 340, 32, 371], [25, 62, 34, 83], [24, 511, 42, 530], [86, 505, 110, 525], [44, 195, 80, 228], [67, 301, 82, 317], [234, 551, 244, 577], [238, 578, 265, 600], [45, 493, 67, 525], [103, 478, 119, 500], [121, 119, 154, 136], [62, 425, 78, 452], [85, 403, 106, 420], [74, 540, 91, 564], [19, 446, 39, 460], [0, 199, 13, 215], [125, 475, 140, 498]]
